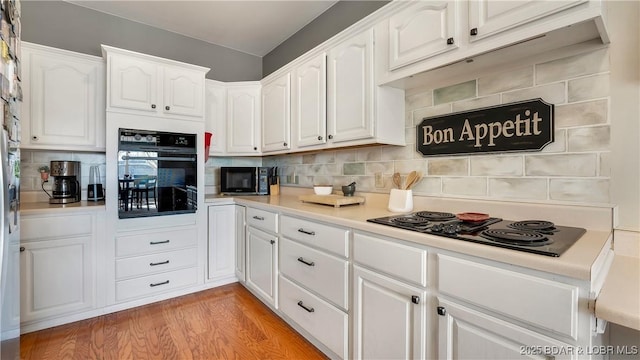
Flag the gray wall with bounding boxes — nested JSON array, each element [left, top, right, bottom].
[[21, 1, 262, 82], [262, 0, 389, 77]]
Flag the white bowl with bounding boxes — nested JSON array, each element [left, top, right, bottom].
[[313, 185, 333, 195]]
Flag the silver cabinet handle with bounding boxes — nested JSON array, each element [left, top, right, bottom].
[[253, 216, 264, 221], [297, 257, 315, 266], [297, 301, 314, 313], [297, 228, 315, 236], [150, 240, 170, 245], [150, 280, 169, 287], [150, 260, 170, 266]]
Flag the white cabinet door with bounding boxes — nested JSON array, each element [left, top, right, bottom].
[[163, 65, 205, 118], [327, 29, 375, 143], [353, 265, 427, 360], [388, 1, 458, 70], [235, 205, 246, 282], [261, 72, 291, 153], [108, 54, 159, 113], [207, 205, 236, 281], [20, 237, 94, 323], [293, 53, 327, 148], [468, 0, 588, 42], [246, 226, 277, 307], [437, 298, 576, 360], [226, 84, 261, 154], [22, 44, 105, 150], [204, 80, 227, 154]]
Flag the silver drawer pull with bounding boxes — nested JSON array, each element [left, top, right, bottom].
[[297, 257, 315, 267], [297, 228, 315, 236], [253, 216, 265, 221], [150, 260, 170, 266], [150, 240, 170, 245], [297, 301, 315, 313], [150, 280, 170, 287]]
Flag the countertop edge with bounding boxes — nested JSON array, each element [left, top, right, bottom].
[[595, 255, 640, 331]]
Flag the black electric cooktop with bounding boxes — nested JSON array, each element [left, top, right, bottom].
[[367, 211, 586, 257]]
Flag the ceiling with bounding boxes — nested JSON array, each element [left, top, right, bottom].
[[65, 0, 339, 57]]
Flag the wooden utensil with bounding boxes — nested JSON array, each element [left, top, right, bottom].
[[404, 171, 418, 190], [392, 172, 401, 189]]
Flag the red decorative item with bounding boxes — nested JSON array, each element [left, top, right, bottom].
[[456, 212, 490, 223], [204, 132, 213, 163]]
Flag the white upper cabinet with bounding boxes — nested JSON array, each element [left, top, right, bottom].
[[204, 80, 227, 155], [388, 1, 458, 70], [292, 53, 327, 149], [468, 0, 588, 42], [102, 45, 208, 121], [21, 43, 105, 151], [327, 29, 375, 144], [226, 82, 261, 154], [261, 72, 291, 153]]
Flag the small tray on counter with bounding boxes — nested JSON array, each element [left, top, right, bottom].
[[299, 194, 365, 208]]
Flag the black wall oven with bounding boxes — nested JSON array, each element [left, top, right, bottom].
[[118, 128, 197, 219]]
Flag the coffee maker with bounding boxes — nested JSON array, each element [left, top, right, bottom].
[[50, 160, 81, 204]]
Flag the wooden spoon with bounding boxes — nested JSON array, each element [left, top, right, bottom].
[[392, 172, 401, 189], [404, 171, 419, 190], [405, 172, 422, 190]]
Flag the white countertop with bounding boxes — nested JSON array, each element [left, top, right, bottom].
[[21, 200, 106, 215], [206, 191, 612, 281], [595, 255, 640, 331]]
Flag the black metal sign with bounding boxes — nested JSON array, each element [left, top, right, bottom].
[[416, 99, 554, 156]]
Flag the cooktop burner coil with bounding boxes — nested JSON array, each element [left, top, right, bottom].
[[415, 211, 456, 221], [391, 216, 430, 226], [481, 229, 550, 246], [508, 220, 556, 232]]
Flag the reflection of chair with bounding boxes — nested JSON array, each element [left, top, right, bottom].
[[119, 179, 134, 211], [131, 176, 157, 210]]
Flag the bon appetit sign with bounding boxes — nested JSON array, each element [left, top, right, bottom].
[[416, 99, 554, 156]]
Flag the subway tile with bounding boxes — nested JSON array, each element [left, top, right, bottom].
[[309, 163, 341, 176], [31, 150, 75, 164], [502, 82, 566, 105], [470, 156, 522, 176], [452, 94, 501, 112], [428, 158, 468, 176], [413, 103, 452, 122], [434, 80, 476, 105], [536, 48, 609, 84], [555, 100, 608, 128], [405, 90, 433, 112], [541, 129, 566, 153], [343, 162, 365, 175], [489, 178, 547, 200], [303, 152, 335, 164], [381, 145, 415, 161], [478, 66, 534, 95], [599, 152, 611, 177], [394, 159, 427, 175], [311, 176, 333, 186], [356, 147, 382, 162], [442, 177, 487, 196], [365, 161, 394, 175], [336, 150, 357, 163], [568, 74, 609, 102], [410, 176, 442, 195], [405, 109, 413, 127], [567, 125, 610, 152], [72, 153, 106, 165], [405, 127, 416, 145], [525, 154, 597, 176], [549, 179, 610, 203], [230, 158, 262, 167]]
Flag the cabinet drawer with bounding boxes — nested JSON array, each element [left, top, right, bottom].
[[280, 237, 348, 309], [22, 214, 93, 240], [116, 228, 197, 257], [247, 207, 278, 233], [281, 215, 349, 257], [353, 232, 427, 287], [437, 254, 579, 339], [115, 247, 198, 280], [279, 275, 348, 359], [115, 266, 198, 302]]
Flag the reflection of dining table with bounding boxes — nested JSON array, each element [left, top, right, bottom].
[[119, 178, 134, 211]]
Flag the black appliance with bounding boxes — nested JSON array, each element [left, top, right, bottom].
[[220, 166, 274, 195], [367, 211, 586, 257], [118, 128, 197, 219]]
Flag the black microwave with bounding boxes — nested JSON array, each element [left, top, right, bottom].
[[220, 167, 274, 195]]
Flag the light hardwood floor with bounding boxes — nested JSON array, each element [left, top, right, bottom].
[[21, 283, 328, 359]]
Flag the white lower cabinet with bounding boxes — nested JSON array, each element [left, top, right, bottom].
[[436, 298, 575, 360], [245, 225, 278, 307], [234, 205, 246, 282], [20, 212, 100, 324], [352, 265, 427, 360], [207, 205, 236, 281]]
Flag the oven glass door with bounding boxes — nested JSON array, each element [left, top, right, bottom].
[[118, 150, 196, 218]]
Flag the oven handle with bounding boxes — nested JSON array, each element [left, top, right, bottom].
[[123, 155, 195, 162]]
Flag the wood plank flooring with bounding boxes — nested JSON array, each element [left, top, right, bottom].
[[21, 283, 328, 359]]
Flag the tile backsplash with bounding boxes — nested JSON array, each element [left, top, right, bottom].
[[266, 47, 611, 206]]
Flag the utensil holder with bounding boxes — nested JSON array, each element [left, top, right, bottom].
[[388, 189, 413, 213], [270, 184, 280, 196]]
